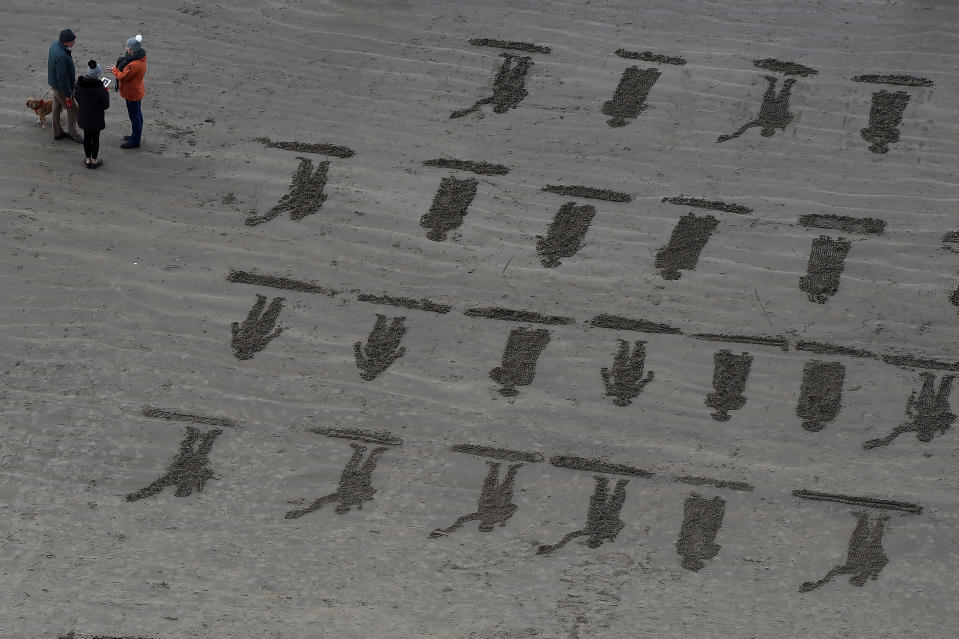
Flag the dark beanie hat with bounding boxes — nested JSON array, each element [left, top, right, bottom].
[[59, 29, 76, 43]]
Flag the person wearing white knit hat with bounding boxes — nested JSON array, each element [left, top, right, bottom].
[[109, 34, 147, 148]]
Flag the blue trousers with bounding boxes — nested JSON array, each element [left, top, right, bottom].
[[126, 99, 143, 144]]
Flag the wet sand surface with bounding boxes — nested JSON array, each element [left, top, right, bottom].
[[2, 1, 959, 637]]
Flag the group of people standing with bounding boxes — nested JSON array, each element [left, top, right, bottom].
[[47, 28, 148, 168]]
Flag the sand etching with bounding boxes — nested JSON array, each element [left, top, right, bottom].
[[717, 75, 796, 143], [655, 212, 719, 280], [309, 426, 403, 446], [752, 58, 818, 77], [468, 38, 551, 54], [863, 372, 955, 449], [536, 202, 597, 267], [796, 341, 874, 359], [430, 461, 523, 537], [489, 327, 552, 396], [601, 339, 655, 407], [675, 493, 725, 571], [792, 490, 922, 514], [451, 53, 533, 118], [799, 512, 889, 592], [705, 350, 753, 421], [796, 360, 845, 432], [662, 196, 752, 215], [550, 455, 655, 478], [590, 314, 682, 334], [799, 236, 851, 303], [952, 286, 959, 307], [799, 214, 886, 235], [691, 333, 789, 351], [423, 158, 509, 176], [125, 427, 222, 501], [354, 314, 408, 381], [420, 175, 478, 241], [880, 354, 959, 372], [615, 48, 686, 65], [676, 476, 753, 492], [450, 443, 544, 463], [58, 633, 156, 639], [141, 406, 238, 429], [356, 293, 452, 314], [231, 294, 284, 360], [537, 476, 629, 555], [860, 90, 911, 154], [285, 443, 389, 518], [601, 66, 661, 127], [227, 269, 339, 296], [465, 307, 574, 325], [245, 157, 329, 226], [542, 184, 632, 202], [254, 136, 354, 158], [852, 74, 933, 87]]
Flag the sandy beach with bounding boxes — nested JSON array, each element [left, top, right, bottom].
[[2, 1, 958, 637]]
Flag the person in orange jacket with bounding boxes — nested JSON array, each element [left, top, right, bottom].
[[108, 35, 147, 148]]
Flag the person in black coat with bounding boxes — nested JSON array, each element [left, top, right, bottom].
[[74, 60, 110, 168]]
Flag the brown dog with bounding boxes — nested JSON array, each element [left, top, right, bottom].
[[26, 98, 54, 128]]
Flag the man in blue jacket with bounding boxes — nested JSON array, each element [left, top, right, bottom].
[[47, 29, 82, 143]]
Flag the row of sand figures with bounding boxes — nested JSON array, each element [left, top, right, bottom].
[[124, 410, 920, 594]]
